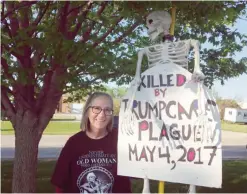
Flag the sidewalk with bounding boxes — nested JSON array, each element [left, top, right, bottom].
[[221, 131, 247, 146], [1, 131, 247, 160], [2, 131, 247, 148]]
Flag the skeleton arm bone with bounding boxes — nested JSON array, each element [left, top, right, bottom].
[[122, 49, 147, 135], [190, 39, 205, 81], [133, 49, 146, 86], [190, 39, 206, 117], [190, 39, 201, 73]]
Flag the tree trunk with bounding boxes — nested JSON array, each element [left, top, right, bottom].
[[12, 124, 41, 193]]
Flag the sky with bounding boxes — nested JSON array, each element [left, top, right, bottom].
[[212, 17, 247, 103]]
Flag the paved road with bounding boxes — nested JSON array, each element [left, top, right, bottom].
[[1, 131, 247, 160]]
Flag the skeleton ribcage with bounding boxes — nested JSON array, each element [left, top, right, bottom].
[[146, 40, 190, 70]]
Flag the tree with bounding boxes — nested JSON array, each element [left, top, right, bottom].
[[1, 1, 247, 192], [65, 85, 127, 115], [105, 86, 127, 99], [104, 86, 127, 115]]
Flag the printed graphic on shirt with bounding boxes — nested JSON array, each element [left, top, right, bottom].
[[76, 151, 116, 193], [77, 151, 117, 168], [77, 166, 114, 193]]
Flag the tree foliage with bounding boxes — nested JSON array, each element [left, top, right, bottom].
[[2, 1, 247, 124]]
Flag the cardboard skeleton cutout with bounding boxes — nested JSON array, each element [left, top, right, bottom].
[[118, 10, 222, 193]]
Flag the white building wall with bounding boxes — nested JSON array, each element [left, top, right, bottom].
[[224, 108, 237, 122], [235, 109, 247, 123], [71, 103, 84, 113]]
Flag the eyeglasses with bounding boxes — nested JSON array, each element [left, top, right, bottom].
[[89, 106, 113, 116]]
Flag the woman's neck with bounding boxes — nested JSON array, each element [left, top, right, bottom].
[[86, 128, 108, 139]]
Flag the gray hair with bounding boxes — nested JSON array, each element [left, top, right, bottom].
[[80, 92, 114, 132]]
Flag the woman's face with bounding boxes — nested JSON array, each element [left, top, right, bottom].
[[88, 96, 113, 132]]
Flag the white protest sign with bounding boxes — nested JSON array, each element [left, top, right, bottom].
[[117, 62, 222, 188]]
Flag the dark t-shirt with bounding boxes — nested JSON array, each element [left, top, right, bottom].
[[51, 129, 131, 193]]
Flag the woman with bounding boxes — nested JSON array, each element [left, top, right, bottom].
[[51, 92, 132, 193]]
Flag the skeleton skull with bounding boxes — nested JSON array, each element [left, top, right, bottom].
[[146, 11, 172, 41]]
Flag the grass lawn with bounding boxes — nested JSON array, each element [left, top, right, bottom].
[[221, 121, 247, 133], [1, 120, 246, 135], [1, 121, 81, 135], [1, 160, 247, 193]]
